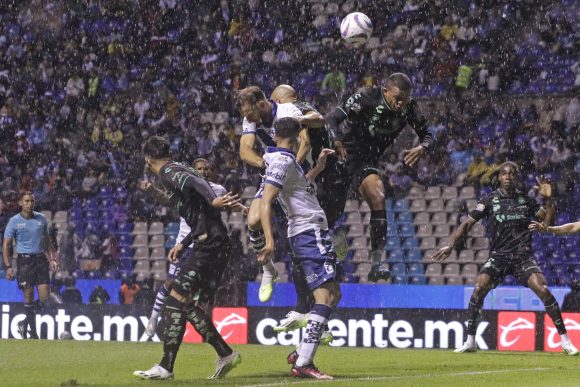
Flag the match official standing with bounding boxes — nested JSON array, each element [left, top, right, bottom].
[[3, 191, 58, 339]]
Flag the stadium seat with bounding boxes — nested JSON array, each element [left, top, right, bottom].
[[433, 224, 450, 237], [446, 276, 463, 285], [397, 212, 413, 224], [352, 249, 370, 262], [350, 237, 368, 250], [470, 237, 490, 250], [391, 263, 407, 276], [118, 234, 133, 247], [133, 247, 150, 261], [427, 199, 444, 213], [358, 201, 370, 213], [410, 275, 427, 285], [41, 211, 53, 222], [347, 224, 365, 238], [475, 250, 489, 263], [407, 186, 425, 200], [443, 263, 460, 277], [344, 212, 362, 225], [392, 274, 409, 284], [413, 212, 430, 225], [419, 237, 436, 250], [393, 199, 409, 212], [402, 237, 419, 250], [425, 186, 441, 200], [461, 263, 479, 278], [399, 224, 415, 237], [165, 222, 180, 236], [459, 186, 476, 199], [469, 223, 486, 237], [386, 223, 398, 237], [150, 247, 166, 261], [132, 222, 148, 235], [148, 222, 164, 235], [428, 276, 445, 285], [344, 200, 359, 213], [165, 235, 177, 249], [385, 237, 401, 250], [387, 250, 404, 262], [409, 199, 427, 213], [53, 211, 68, 223], [424, 263, 442, 277], [354, 262, 372, 279], [241, 186, 257, 199], [134, 260, 150, 273], [408, 263, 424, 275], [149, 235, 165, 248], [405, 249, 422, 262], [431, 213, 447, 225], [441, 187, 458, 200], [416, 224, 432, 237], [444, 198, 461, 213], [464, 277, 477, 286], [132, 234, 149, 247], [151, 260, 167, 273], [458, 250, 475, 263], [153, 271, 168, 282], [465, 199, 478, 212]]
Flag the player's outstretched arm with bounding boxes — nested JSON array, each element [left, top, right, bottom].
[[296, 128, 311, 164], [529, 220, 580, 235], [258, 184, 280, 265], [297, 111, 325, 128], [305, 149, 335, 184], [432, 217, 477, 262]]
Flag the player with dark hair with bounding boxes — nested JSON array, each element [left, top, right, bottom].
[[236, 85, 317, 303], [3, 191, 58, 339], [139, 157, 246, 337], [134, 136, 243, 380], [326, 72, 434, 281], [258, 117, 340, 379], [432, 162, 579, 355]]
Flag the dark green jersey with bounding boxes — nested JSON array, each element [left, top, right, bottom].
[[468, 189, 542, 255]]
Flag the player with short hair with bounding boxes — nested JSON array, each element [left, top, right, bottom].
[[3, 191, 58, 339], [236, 86, 316, 303], [140, 157, 246, 337], [134, 136, 242, 380], [432, 162, 578, 355], [326, 73, 433, 281], [258, 117, 340, 379]]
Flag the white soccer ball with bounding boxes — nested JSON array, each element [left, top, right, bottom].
[[340, 12, 373, 46], [59, 330, 72, 340]]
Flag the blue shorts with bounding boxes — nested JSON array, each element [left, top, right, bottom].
[[168, 247, 192, 279], [288, 228, 337, 291]]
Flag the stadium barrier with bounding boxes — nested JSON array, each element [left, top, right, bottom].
[[1, 303, 578, 352]]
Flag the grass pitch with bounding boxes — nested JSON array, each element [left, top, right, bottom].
[[0, 340, 579, 386]]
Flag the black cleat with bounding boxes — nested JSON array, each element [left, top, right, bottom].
[[368, 264, 391, 282]]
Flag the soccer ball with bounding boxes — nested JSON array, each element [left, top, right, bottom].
[[340, 12, 373, 46], [59, 330, 72, 340]]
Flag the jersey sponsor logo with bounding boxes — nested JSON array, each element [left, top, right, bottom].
[[543, 314, 580, 352], [475, 203, 485, 211], [497, 312, 536, 351]]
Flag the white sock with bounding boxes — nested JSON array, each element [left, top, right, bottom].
[[561, 333, 570, 344], [466, 334, 475, 345], [262, 260, 276, 280], [296, 313, 327, 366]]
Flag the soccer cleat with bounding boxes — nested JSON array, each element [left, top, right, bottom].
[[258, 270, 278, 302], [287, 350, 298, 365], [208, 351, 241, 379], [332, 228, 348, 261], [17, 321, 27, 339], [145, 317, 158, 337], [291, 364, 333, 380], [133, 364, 174, 380], [320, 330, 334, 345], [368, 263, 391, 282], [273, 311, 309, 332], [454, 340, 477, 353], [562, 341, 579, 356]]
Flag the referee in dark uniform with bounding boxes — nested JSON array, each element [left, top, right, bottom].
[[432, 162, 579, 355], [3, 191, 58, 339]]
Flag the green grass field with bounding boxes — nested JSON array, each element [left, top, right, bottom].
[[0, 340, 579, 386]]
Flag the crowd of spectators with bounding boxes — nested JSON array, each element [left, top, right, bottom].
[[0, 1, 577, 292]]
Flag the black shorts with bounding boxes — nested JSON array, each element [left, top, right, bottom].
[[172, 242, 232, 304], [16, 254, 50, 290], [480, 254, 541, 287], [345, 158, 381, 192]]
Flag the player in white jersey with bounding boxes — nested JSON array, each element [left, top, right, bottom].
[[236, 86, 324, 303], [258, 117, 341, 380], [139, 158, 247, 337]]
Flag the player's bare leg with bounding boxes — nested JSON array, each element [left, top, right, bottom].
[[528, 273, 578, 355], [248, 198, 277, 302], [455, 273, 493, 353], [359, 174, 391, 282]]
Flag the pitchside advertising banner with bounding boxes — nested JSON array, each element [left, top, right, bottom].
[[1, 303, 579, 352]]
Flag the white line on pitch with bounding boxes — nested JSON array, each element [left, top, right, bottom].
[[242, 367, 551, 387]]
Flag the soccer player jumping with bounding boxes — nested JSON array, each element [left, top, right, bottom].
[[326, 73, 433, 281], [432, 162, 579, 355], [258, 117, 341, 379]]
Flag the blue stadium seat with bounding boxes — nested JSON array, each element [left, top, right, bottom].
[[118, 234, 133, 247], [117, 223, 133, 235], [399, 224, 415, 237], [392, 274, 409, 284], [393, 199, 409, 212], [387, 250, 404, 263], [165, 222, 180, 236], [503, 276, 516, 286], [391, 263, 407, 276], [397, 212, 413, 224], [385, 199, 393, 211], [408, 263, 424, 275], [98, 186, 113, 200], [402, 237, 419, 250], [385, 237, 401, 250], [410, 275, 427, 285], [405, 249, 422, 262], [165, 235, 177, 249], [386, 224, 398, 237]]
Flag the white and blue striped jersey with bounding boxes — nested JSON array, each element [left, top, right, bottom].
[[241, 102, 303, 147], [263, 147, 328, 237]]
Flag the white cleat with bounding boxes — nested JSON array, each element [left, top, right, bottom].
[[258, 270, 278, 302], [562, 341, 579, 356], [145, 317, 158, 337], [208, 351, 241, 379], [454, 340, 477, 353], [133, 364, 174, 380], [273, 311, 309, 332]]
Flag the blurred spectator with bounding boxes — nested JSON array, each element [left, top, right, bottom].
[[387, 165, 413, 199], [61, 277, 83, 304], [562, 280, 580, 313], [120, 278, 141, 305], [89, 285, 111, 305]]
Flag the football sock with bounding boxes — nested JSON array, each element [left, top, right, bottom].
[[150, 284, 170, 321], [466, 295, 484, 336], [369, 210, 387, 264], [292, 262, 314, 314], [160, 296, 186, 372], [262, 260, 276, 281], [544, 294, 567, 335], [186, 305, 233, 358], [23, 303, 34, 337], [296, 304, 333, 367], [249, 228, 266, 252]]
